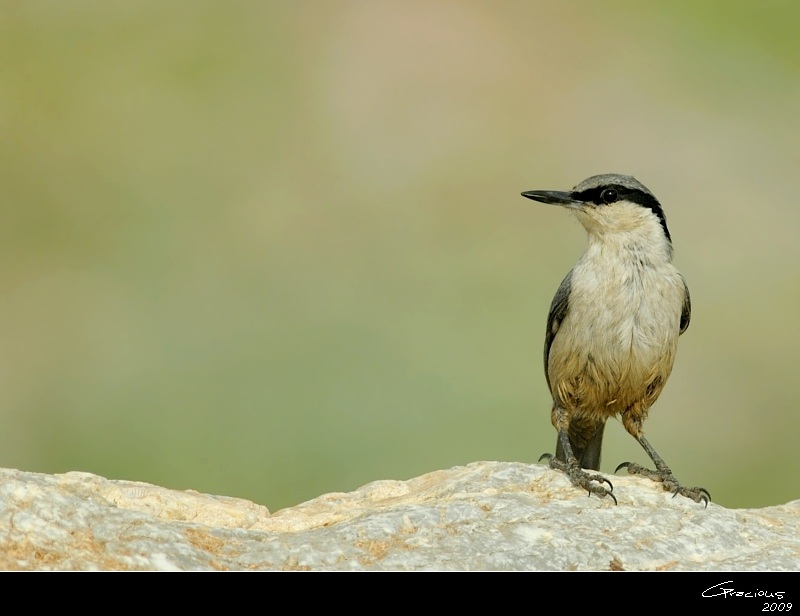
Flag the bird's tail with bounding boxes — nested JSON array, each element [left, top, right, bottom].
[[555, 421, 606, 471]]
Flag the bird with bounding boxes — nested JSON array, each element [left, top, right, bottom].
[[521, 174, 709, 505]]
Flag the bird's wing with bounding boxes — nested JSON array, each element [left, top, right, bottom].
[[679, 276, 691, 335], [544, 270, 572, 392]]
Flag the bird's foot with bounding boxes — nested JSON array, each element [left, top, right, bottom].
[[540, 453, 617, 504], [615, 462, 710, 507]]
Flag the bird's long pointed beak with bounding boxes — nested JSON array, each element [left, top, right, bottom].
[[521, 190, 583, 209]]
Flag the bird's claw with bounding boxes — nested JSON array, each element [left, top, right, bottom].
[[592, 484, 617, 506], [540, 452, 617, 505], [614, 461, 632, 474], [598, 476, 614, 492], [670, 486, 711, 508], [616, 461, 710, 507]]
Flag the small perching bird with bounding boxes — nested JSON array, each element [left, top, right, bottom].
[[521, 174, 708, 505]]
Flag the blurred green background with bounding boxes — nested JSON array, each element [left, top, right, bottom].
[[2, 1, 798, 512]]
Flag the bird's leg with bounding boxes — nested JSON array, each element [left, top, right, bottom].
[[617, 414, 710, 506], [540, 406, 616, 504]]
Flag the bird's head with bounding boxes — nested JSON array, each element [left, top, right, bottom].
[[522, 174, 672, 246]]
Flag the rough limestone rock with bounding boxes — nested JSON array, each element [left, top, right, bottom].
[[0, 462, 797, 570]]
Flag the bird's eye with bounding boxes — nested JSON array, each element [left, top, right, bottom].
[[600, 188, 618, 204]]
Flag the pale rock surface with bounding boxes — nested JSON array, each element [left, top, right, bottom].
[[0, 462, 797, 570]]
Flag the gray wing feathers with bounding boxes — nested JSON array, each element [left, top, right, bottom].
[[679, 276, 691, 335], [544, 270, 572, 392]]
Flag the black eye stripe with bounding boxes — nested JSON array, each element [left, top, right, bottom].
[[572, 184, 672, 242]]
